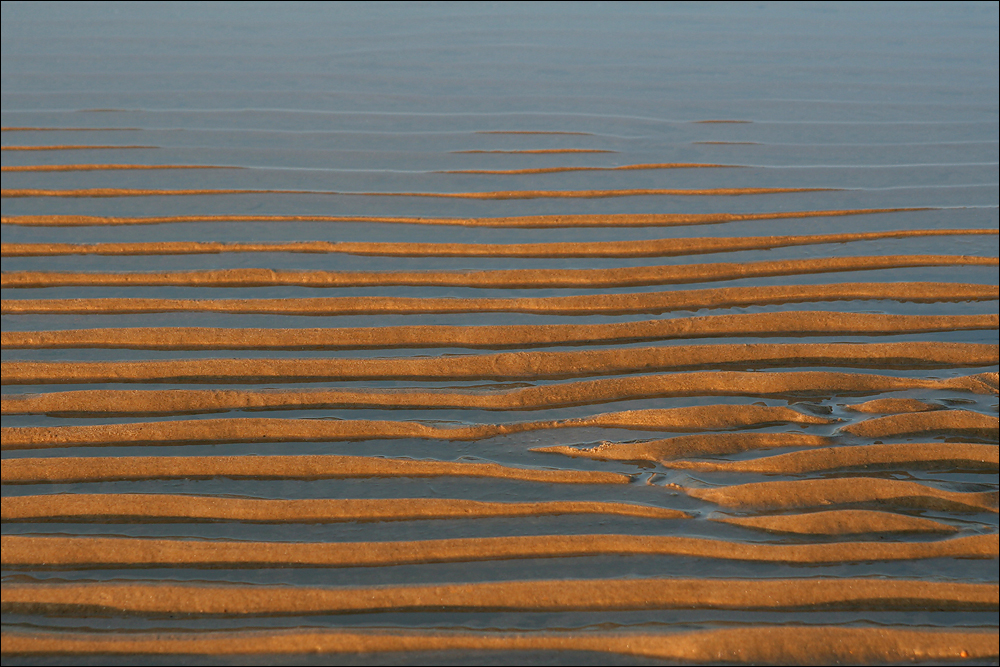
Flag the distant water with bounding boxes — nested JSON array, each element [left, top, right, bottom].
[[2, 2, 998, 665]]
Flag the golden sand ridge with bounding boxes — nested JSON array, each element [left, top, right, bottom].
[[1, 164, 240, 172], [847, 397, 943, 413], [3, 533, 995, 567], [1, 627, 995, 662], [680, 478, 999, 513], [4, 373, 994, 416], [1, 186, 838, 198], [4, 344, 995, 385], [841, 409, 998, 440], [1, 494, 684, 522], [4, 258, 997, 289], [0, 454, 629, 485], [535, 433, 833, 461], [665, 443, 999, 474], [2, 579, 993, 615], [714, 510, 959, 535], [5, 284, 997, 317], [0, 406, 833, 450], [3, 229, 995, 258], [3, 314, 995, 350], [0, 207, 935, 227]]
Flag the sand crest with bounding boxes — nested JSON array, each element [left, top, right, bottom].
[[0, 454, 629, 485], [5, 284, 997, 317], [665, 443, 998, 473], [3, 229, 994, 258], [714, 510, 958, 535], [682, 478, 999, 513], [5, 373, 994, 416], [2, 578, 992, 615], [0, 406, 833, 450], [4, 343, 994, 384], [1, 627, 995, 662], [0, 207, 934, 228], [1, 494, 683, 522], [3, 533, 995, 568]]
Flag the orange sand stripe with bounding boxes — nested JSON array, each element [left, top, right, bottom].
[[4, 343, 993, 385], [841, 410, 998, 440], [681, 478, 999, 513], [5, 373, 994, 416], [4, 257, 996, 288], [0, 454, 628, 485], [5, 283, 995, 316], [714, 510, 959, 535], [1, 494, 681, 522], [453, 148, 615, 153], [0, 145, 156, 151], [536, 433, 833, 462], [847, 398, 941, 413], [0, 406, 832, 450], [438, 163, 742, 174], [0, 186, 836, 199], [6, 231, 994, 259], [3, 579, 991, 615], [1, 164, 240, 172], [665, 443, 999, 474], [2, 533, 994, 567], [0, 207, 933, 228], [2, 627, 995, 662], [4, 314, 994, 350]]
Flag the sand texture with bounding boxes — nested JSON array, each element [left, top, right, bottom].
[[3, 11, 996, 660]]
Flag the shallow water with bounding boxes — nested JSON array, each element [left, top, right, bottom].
[[2, 2, 998, 664]]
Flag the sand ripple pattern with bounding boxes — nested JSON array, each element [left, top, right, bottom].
[[2, 51, 997, 664]]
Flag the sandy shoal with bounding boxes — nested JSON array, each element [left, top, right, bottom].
[[3, 627, 994, 663], [2, 533, 994, 567]]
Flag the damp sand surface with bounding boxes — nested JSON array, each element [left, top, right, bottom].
[[1, 4, 997, 664]]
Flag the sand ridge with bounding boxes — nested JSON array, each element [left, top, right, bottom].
[[3, 578, 993, 615], [2, 229, 994, 258], [4, 343, 995, 384], [3, 627, 995, 662], [1, 494, 683, 522], [681, 478, 999, 513], [664, 443, 999, 474], [714, 510, 959, 535], [3, 314, 995, 350], [3, 533, 995, 567], [0, 405, 834, 450], [4, 258, 997, 288], [840, 409, 998, 439], [4, 373, 994, 416], [5, 283, 997, 316], [534, 433, 834, 461], [0, 207, 935, 227], [0, 454, 630, 485]]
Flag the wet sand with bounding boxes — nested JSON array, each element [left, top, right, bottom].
[[0, 207, 935, 227], [2, 5, 996, 662], [4, 627, 995, 663]]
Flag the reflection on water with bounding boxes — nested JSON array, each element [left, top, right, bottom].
[[2, 2, 998, 664]]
